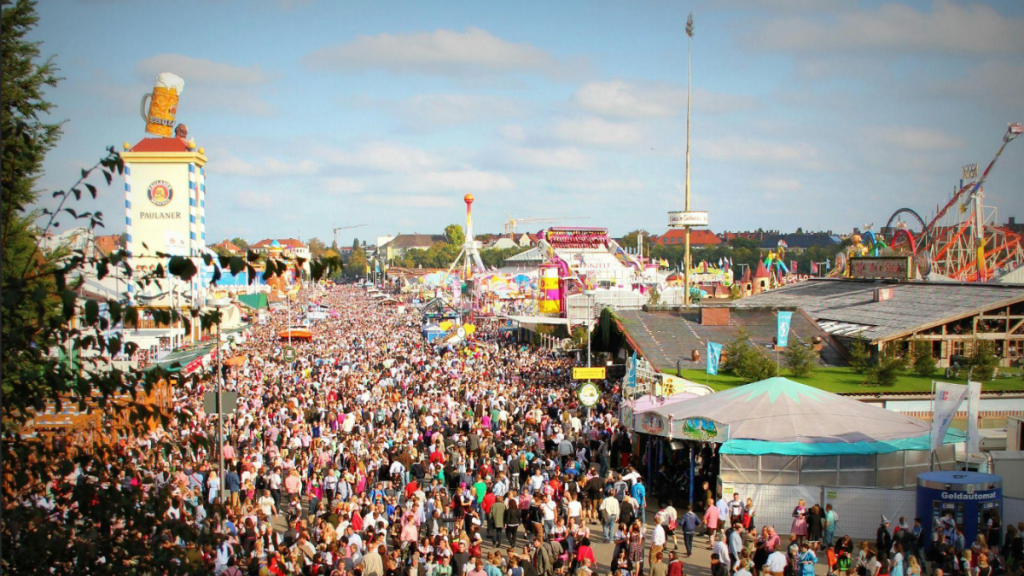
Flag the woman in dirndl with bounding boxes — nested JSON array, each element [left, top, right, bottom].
[[791, 499, 808, 546]]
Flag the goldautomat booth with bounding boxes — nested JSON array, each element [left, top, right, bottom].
[[917, 471, 1002, 549]]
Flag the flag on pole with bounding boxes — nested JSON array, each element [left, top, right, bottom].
[[706, 341, 722, 375], [932, 381, 968, 451], [627, 351, 638, 389], [776, 311, 793, 347], [966, 381, 983, 455], [791, 260, 798, 273], [718, 257, 723, 268], [811, 261, 819, 274], [826, 258, 831, 270]]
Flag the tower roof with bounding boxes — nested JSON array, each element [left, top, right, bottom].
[[754, 261, 770, 279], [129, 137, 191, 153]]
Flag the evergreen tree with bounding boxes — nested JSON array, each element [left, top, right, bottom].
[[848, 336, 871, 374], [911, 340, 937, 378], [783, 337, 817, 378]]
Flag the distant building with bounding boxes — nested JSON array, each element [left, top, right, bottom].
[[211, 239, 243, 255], [651, 229, 722, 247], [251, 238, 310, 261], [739, 278, 1024, 368]]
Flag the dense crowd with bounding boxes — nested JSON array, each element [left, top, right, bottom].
[[8, 283, 1024, 576]]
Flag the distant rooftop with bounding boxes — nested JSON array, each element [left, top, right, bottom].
[[736, 278, 1024, 343]]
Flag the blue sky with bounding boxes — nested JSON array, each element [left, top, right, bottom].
[[31, 0, 1024, 245]]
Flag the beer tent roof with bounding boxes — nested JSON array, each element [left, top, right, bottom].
[[646, 377, 964, 455]]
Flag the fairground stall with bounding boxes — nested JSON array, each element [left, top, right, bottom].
[[635, 377, 964, 539]]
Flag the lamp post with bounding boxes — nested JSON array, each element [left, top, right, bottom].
[[209, 297, 231, 499], [683, 13, 695, 308], [584, 290, 595, 368]]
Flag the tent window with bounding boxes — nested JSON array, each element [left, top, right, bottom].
[[801, 456, 838, 471]]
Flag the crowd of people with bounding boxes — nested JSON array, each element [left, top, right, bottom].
[[9, 282, 1024, 576]]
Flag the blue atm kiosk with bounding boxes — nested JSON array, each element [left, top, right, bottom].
[[916, 471, 1002, 550]]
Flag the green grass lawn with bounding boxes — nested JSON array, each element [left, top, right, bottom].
[[668, 366, 1024, 394]]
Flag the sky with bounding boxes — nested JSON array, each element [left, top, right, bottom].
[[30, 0, 1024, 246]]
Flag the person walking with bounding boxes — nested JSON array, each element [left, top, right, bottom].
[[680, 505, 700, 558], [601, 491, 621, 543], [704, 498, 721, 550]]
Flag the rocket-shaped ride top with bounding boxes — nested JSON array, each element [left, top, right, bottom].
[[463, 194, 485, 279]]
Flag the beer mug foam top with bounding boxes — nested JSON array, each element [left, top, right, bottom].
[[141, 72, 185, 137]]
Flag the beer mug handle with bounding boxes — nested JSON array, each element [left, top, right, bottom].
[[140, 93, 152, 122]]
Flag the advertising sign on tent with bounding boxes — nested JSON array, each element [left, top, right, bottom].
[[675, 417, 730, 442], [776, 311, 793, 347], [966, 381, 983, 455], [931, 381, 968, 451]]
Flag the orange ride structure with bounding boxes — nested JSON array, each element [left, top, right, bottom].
[[885, 122, 1023, 282]]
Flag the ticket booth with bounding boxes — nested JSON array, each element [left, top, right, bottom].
[[916, 471, 1002, 550]]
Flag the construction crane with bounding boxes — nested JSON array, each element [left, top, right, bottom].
[[503, 212, 589, 238], [333, 224, 367, 249]]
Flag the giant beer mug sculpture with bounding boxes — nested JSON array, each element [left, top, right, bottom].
[[140, 73, 185, 137]]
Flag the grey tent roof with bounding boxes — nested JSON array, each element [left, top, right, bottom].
[[736, 279, 1024, 343], [645, 377, 962, 454]]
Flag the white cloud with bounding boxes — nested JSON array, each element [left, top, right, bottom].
[[551, 117, 643, 148], [701, 137, 826, 170], [305, 27, 562, 77], [316, 142, 440, 173], [215, 153, 318, 177], [948, 61, 1024, 108], [759, 177, 803, 192], [753, 1, 1024, 55], [561, 178, 645, 193], [876, 127, 963, 152], [234, 190, 275, 211], [573, 81, 754, 119], [136, 54, 271, 85], [323, 177, 365, 194], [401, 170, 515, 193], [574, 81, 677, 119], [506, 147, 593, 171], [135, 54, 276, 116], [399, 94, 521, 129], [497, 125, 527, 143], [367, 195, 455, 208]]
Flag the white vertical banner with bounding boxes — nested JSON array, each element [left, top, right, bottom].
[[966, 381, 983, 455], [932, 381, 968, 451]]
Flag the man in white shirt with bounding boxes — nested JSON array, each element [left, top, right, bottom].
[[599, 493, 620, 542], [650, 513, 667, 566], [766, 549, 788, 576]]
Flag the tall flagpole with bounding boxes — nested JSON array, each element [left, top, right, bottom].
[[683, 13, 695, 308]]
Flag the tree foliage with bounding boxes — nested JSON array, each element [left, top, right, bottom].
[[864, 348, 907, 387], [725, 328, 777, 382], [848, 337, 871, 374], [782, 337, 817, 378], [967, 339, 998, 381], [911, 339, 937, 378]]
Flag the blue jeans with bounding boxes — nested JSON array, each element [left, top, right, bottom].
[[604, 515, 618, 542], [638, 503, 647, 525]]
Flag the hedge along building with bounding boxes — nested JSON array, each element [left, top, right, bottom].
[[737, 278, 1024, 368], [639, 377, 963, 540]]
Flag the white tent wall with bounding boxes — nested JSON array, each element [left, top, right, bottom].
[[722, 483, 821, 537], [823, 487, 916, 541], [1006, 498, 1024, 531], [724, 482, 915, 541]]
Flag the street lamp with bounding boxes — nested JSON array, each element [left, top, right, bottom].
[[584, 290, 596, 368], [208, 297, 231, 499]]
